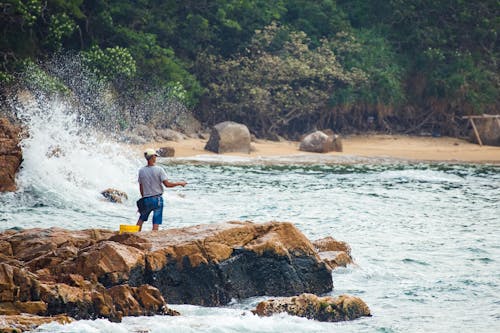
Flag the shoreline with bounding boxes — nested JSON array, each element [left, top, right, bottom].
[[133, 134, 500, 165]]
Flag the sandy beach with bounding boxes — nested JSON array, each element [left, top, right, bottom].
[[135, 135, 500, 164]]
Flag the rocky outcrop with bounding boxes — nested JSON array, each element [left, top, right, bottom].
[[101, 188, 128, 203], [0, 228, 178, 328], [205, 121, 251, 154], [299, 130, 343, 153], [0, 118, 23, 192], [253, 293, 371, 322], [141, 221, 332, 305], [313, 236, 354, 270], [0, 222, 333, 324]]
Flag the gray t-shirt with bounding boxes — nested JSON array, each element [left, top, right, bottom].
[[138, 165, 168, 197]]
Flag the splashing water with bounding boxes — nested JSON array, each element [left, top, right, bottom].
[[3, 94, 143, 229]]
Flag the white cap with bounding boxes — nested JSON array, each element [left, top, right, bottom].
[[144, 148, 159, 159]]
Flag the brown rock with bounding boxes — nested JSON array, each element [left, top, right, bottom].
[[318, 251, 353, 270], [61, 241, 145, 287], [313, 237, 353, 269], [0, 221, 333, 317], [0, 301, 47, 315], [253, 293, 371, 322], [0, 264, 40, 303], [0, 314, 72, 332], [313, 236, 352, 255], [107, 284, 176, 317], [0, 118, 23, 192]]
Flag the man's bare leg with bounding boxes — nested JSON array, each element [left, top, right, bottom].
[[136, 219, 144, 231], [152, 224, 159, 231]]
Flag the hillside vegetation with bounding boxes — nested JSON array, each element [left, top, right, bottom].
[[1, 0, 498, 138]]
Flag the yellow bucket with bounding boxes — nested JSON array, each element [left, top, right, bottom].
[[119, 224, 140, 234]]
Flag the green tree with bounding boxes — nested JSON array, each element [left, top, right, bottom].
[[198, 23, 367, 137]]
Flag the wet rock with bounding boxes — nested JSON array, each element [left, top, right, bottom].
[[0, 221, 333, 324], [253, 293, 371, 322], [142, 221, 332, 305], [101, 188, 128, 203], [205, 121, 251, 154], [318, 251, 353, 270], [299, 130, 343, 153], [313, 236, 353, 269], [313, 236, 351, 255], [0, 117, 23, 192]]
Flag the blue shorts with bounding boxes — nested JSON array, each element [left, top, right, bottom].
[[139, 196, 163, 225]]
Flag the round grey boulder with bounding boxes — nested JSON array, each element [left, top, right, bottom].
[[299, 130, 343, 153], [204, 121, 251, 154]]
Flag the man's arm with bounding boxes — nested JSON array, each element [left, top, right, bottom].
[[139, 183, 144, 197], [162, 180, 187, 188]]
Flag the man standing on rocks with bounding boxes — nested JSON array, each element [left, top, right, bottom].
[[136, 148, 187, 231]]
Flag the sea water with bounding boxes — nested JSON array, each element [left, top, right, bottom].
[[0, 100, 499, 333]]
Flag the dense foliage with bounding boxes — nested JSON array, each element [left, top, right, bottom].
[[1, 0, 498, 137]]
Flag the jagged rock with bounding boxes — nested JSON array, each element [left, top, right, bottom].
[[253, 293, 371, 322], [59, 241, 145, 287], [0, 221, 333, 318], [101, 188, 128, 203], [205, 121, 251, 154], [139, 221, 332, 305], [318, 251, 353, 270], [313, 236, 353, 269], [0, 118, 23, 192], [313, 236, 351, 255], [157, 146, 175, 157], [299, 130, 343, 153], [156, 128, 185, 142], [0, 314, 72, 332]]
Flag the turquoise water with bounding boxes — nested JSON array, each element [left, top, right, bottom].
[[1, 100, 499, 332], [1, 159, 499, 333]]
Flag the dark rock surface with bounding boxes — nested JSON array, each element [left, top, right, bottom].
[[0, 221, 334, 320]]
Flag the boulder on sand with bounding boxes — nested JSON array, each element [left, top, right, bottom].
[[157, 146, 175, 157], [0, 118, 23, 192], [204, 121, 251, 154], [253, 293, 371, 322], [299, 130, 343, 153]]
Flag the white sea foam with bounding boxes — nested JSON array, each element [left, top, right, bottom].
[[21, 98, 138, 193]]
